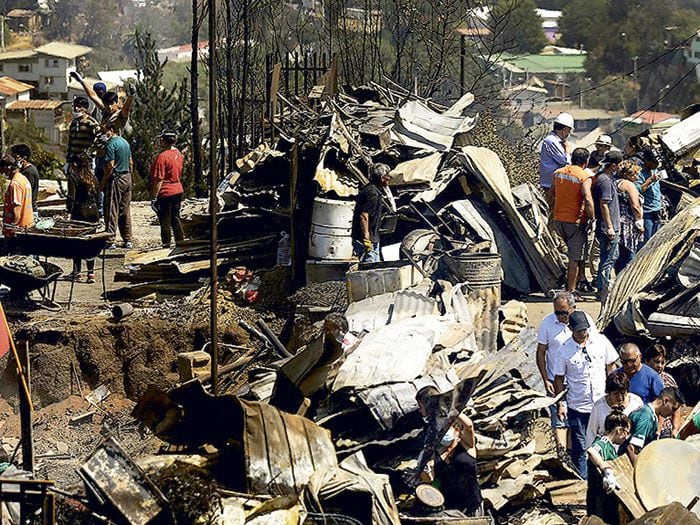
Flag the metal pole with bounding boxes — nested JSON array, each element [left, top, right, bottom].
[[633, 56, 640, 112], [208, 0, 219, 395], [20, 341, 33, 473]]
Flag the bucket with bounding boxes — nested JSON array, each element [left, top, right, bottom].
[[309, 197, 355, 260]]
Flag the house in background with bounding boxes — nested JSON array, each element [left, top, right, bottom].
[[0, 42, 92, 98], [5, 9, 45, 34], [683, 30, 700, 82], [0, 76, 33, 106], [5, 99, 66, 144], [157, 41, 208, 63], [535, 9, 562, 43]]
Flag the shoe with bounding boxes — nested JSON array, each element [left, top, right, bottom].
[[124, 241, 133, 249], [86, 273, 96, 284], [66, 272, 83, 282], [106, 243, 117, 250]]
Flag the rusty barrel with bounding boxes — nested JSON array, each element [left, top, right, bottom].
[[450, 252, 502, 353]]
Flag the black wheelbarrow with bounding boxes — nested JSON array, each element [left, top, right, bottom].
[[0, 258, 63, 310]]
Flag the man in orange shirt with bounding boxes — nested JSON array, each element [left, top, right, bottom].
[[1, 154, 34, 237], [553, 148, 595, 293]]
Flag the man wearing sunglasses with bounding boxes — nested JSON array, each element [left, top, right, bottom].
[[537, 292, 597, 446], [553, 311, 618, 479], [615, 342, 663, 404]]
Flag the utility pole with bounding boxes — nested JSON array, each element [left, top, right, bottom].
[[208, 0, 219, 395], [633, 56, 640, 112]]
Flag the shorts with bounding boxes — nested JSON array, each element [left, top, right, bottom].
[[549, 403, 569, 428], [555, 221, 587, 262]]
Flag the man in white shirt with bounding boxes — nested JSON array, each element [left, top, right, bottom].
[[553, 311, 618, 479], [536, 292, 597, 445]]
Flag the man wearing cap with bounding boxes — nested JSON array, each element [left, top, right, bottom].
[[593, 150, 623, 303], [536, 291, 598, 446], [552, 147, 595, 293], [589, 135, 612, 170], [352, 164, 391, 263], [540, 112, 574, 203], [90, 81, 107, 121], [553, 311, 618, 479], [151, 130, 185, 248], [635, 150, 663, 244]]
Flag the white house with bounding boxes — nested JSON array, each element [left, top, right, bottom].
[[0, 76, 33, 107], [683, 30, 700, 82], [535, 9, 562, 42], [0, 42, 92, 98], [157, 41, 208, 64]]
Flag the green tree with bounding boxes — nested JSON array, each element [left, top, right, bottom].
[[5, 120, 63, 180], [490, 0, 548, 55], [125, 30, 192, 200]]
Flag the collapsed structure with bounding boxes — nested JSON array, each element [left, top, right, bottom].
[[1, 83, 700, 524]]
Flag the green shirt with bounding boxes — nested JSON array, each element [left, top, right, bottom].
[[590, 436, 618, 461], [629, 404, 658, 450], [104, 136, 131, 174], [693, 411, 700, 431]]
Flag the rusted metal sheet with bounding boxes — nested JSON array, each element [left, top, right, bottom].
[[600, 198, 700, 330], [356, 371, 459, 430], [241, 398, 337, 497], [80, 438, 167, 525]]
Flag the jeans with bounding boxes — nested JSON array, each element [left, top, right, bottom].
[[548, 403, 568, 429], [596, 233, 619, 294], [156, 194, 184, 246], [643, 211, 661, 244], [568, 408, 590, 479], [614, 244, 635, 275], [353, 240, 380, 263]]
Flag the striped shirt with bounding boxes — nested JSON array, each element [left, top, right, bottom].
[[67, 115, 100, 157]]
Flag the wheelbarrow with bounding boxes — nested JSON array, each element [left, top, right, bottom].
[[0, 258, 63, 310]]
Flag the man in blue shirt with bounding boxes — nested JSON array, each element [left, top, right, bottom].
[[539, 112, 574, 195], [616, 343, 663, 404], [634, 149, 662, 245], [100, 123, 133, 249]]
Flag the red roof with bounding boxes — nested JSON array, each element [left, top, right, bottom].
[[629, 110, 678, 125], [177, 41, 209, 53]]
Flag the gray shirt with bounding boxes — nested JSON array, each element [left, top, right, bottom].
[[594, 173, 620, 234]]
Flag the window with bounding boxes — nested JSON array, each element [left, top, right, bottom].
[[44, 58, 60, 68], [695, 51, 700, 59], [18, 64, 31, 72], [0, 64, 4, 72]]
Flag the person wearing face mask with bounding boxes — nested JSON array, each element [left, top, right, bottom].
[[416, 392, 483, 517], [9, 144, 39, 222], [67, 96, 100, 159], [1, 154, 33, 237], [431, 413, 483, 516], [585, 370, 643, 447]]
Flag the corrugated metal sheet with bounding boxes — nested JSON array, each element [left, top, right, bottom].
[[0, 49, 35, 61], [356, 371, 459, 430], [6, 99, 64, 110], [35, 42, 92, 59], [0, 76, 33, 95], [678, 243, 700, 288], [600, 198, 700, 330], [241, 398, 337, 496], [333, 315, 458, 391]]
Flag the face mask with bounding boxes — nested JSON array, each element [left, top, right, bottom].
[[440, 428, 457, 447], [72, 110, 83, 118], [422, 415, 430, 424]]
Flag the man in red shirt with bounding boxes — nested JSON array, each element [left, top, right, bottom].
[[151, 130, 185, 247]]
